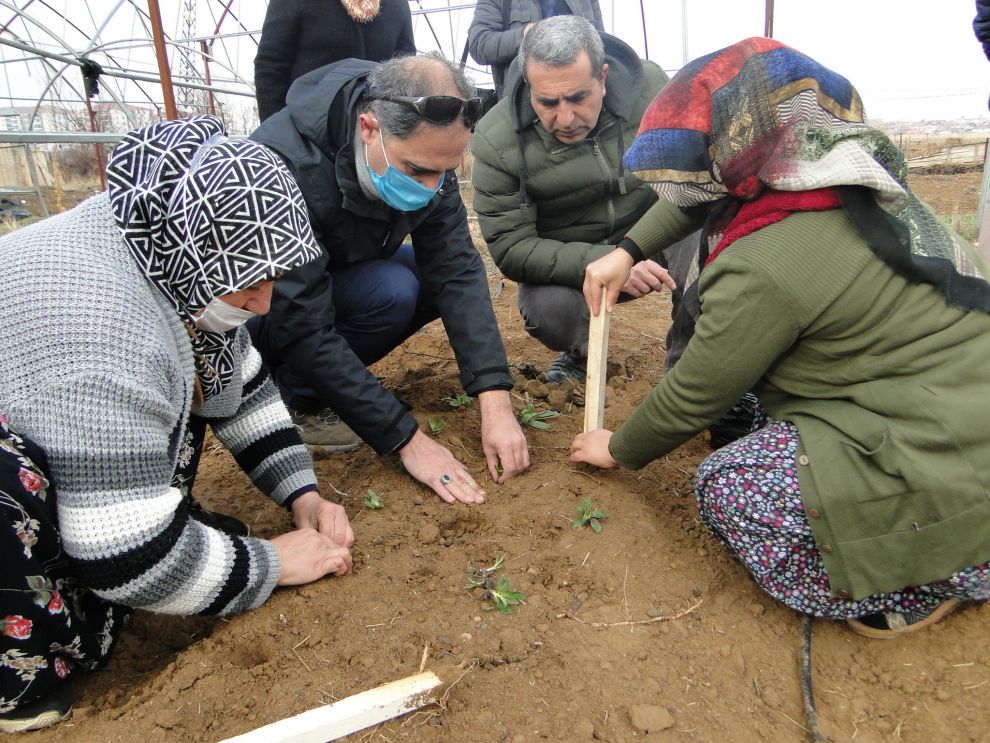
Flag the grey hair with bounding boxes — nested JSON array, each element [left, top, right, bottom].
[[519, 15, 605, 79], [363, 52, 474, 139]]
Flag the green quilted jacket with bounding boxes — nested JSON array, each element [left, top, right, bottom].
[[470, 34, 668, 289]]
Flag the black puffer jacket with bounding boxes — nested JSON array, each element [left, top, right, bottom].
[[251, 59, 513, 454], [254, 0, 416, 121]]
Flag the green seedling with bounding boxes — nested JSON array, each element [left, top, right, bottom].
[[518, 403, 559, 430], [362, 489, 384, 509], [442, 393, 474, 408], [428, 417, 445, 436], [486, 578, 526, 615], [464, 555, 525, 614], [572, 497, 607, 533]]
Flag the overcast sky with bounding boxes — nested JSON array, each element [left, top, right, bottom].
[[0, 1, 986, 123], [418, 0, 989, 121]]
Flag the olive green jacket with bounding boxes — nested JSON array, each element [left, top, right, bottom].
[[470, 34, 668, 289], [610, 206, 990, 600]]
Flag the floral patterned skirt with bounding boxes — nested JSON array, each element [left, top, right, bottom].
[[695, 419, 990, 618], [0, 414, 129, 714]]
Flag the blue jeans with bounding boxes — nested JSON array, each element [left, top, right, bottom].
[[249, 244, 438, 412]]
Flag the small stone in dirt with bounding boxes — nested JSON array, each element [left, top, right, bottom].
[[459, 632, 472, 642], [748, 602, 766, 617], [573, 719, 595, 738], [935, 688, 951, 701], [628, 704, 674, 733], [417, 523, 440, 544], [412, 493, 424, 505], [647, 607, 663, 618]]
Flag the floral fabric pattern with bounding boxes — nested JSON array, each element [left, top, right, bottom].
[[0, 413, 128, 715], [695, 419, 990, 618]]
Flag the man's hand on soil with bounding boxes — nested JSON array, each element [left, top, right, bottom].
[[399, 429, 486, 504], [478, 389, 531, 483]]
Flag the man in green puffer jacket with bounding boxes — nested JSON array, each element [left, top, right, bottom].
[[471, 16, 694, 382]]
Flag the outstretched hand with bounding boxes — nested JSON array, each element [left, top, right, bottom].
[[621, 259, 677, 298], [569, 428, 619, 469], [399, 429, 486, 504]]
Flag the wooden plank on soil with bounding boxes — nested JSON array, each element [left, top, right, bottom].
[[584, 287, 611, 432], [219, 670, 443, 743]]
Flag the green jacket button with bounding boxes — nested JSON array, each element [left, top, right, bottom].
[[798, 454, 810, 465], [820, 544, 833, 553]]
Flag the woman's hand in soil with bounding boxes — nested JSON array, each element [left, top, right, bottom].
[[584, 249, 634, 315], [569, 429, 619, 469], [291, 491, 354, 547], [399, 429, 486, 504], [271, 529, 352, 585], [478, 390, 531, 483]]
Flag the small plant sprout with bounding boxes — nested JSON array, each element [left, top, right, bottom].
[[518, 403, 559, 430], [363, 489, 384, 509], [487, 578, 526, 615], [572, 497, 607, 533], [442, 393, 474, 408], [427, 418, 445, 436], [464, 555, 526, 615]]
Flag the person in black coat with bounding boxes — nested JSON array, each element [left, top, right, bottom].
[[975, 0, 990, 60], [249, 54, 531, 504], [254, 0, 416, 122], [467, 0, 604, 98]]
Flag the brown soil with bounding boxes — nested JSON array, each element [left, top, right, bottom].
[[23, 173, 990, 743]]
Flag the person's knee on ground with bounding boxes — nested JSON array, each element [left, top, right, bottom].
[[517, 283, 590, 383]]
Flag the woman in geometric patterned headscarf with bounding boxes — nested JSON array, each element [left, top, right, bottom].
[[572, 39, 990, 639], [0, 115, 353, 732]]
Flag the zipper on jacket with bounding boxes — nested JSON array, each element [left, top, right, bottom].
[[592, 139, 617, 234]]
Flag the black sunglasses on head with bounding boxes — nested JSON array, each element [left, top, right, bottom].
[[372, 95, 485, 129]]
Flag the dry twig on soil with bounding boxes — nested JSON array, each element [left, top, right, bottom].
[[559, 598, 703, 627]]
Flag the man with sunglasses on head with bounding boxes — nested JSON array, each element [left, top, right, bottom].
[[249, 53, 530, 505]]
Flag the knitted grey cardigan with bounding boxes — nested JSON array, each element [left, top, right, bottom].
[[0, 194, 317, 616]]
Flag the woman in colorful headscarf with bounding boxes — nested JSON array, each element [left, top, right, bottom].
[[570, 38, 990, 637], [0, 116, 353, 732]]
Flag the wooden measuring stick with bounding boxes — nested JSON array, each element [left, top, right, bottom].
[[583, 287, 611, 432], [220, 670, 443, 743]]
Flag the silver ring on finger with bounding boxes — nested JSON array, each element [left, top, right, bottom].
[[440, 473, 452, 486]]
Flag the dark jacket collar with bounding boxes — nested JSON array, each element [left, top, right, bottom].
[[506, 33, 647, 133]]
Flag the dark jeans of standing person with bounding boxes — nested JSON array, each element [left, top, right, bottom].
[[248, 244, 438, 448]]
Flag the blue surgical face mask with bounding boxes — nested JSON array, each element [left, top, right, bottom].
[[366, 129, 443, 212]]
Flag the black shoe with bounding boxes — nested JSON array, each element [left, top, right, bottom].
[[0, 682, 72, 733], [545, 352, 586, 384]]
